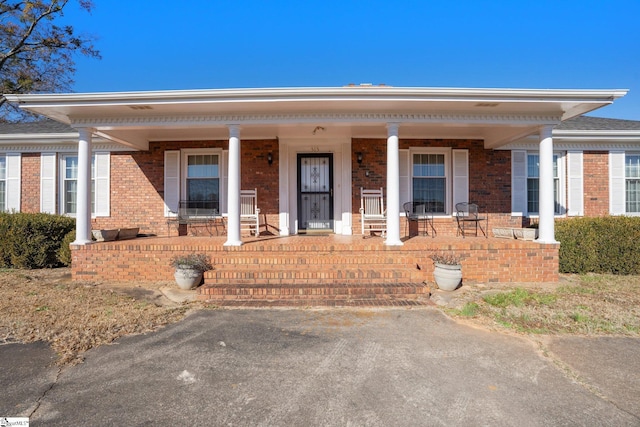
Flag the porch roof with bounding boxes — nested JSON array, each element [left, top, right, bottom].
[[4, 86, 628, 150]]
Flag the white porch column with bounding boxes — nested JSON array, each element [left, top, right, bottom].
[[72, 128, 93, 245], [385, 123, 403, 246], [538, 126, 558, 244], [224, 125, 242, 246]]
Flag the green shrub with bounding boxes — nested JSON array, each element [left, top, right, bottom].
[[57, 230, 76, 267], [0, 213, 10, 267], [0, 212, 75, 269], [556, 216, 640, 275]]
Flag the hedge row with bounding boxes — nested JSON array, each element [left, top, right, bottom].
[[0, 212, 75, 269], [556, 216, 640, 275]]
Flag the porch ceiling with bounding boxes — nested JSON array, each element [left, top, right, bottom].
[[4, 86, 627, 150]]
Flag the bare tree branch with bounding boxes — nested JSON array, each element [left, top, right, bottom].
[[0, 0, 99, 122]]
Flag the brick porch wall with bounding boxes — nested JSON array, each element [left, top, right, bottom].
[[71, 236, 559, 284]]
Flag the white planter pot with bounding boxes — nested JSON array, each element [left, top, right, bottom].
[[492, 227, 514, 239], [433, 262, 462, 291], [174, 266, 203, 290], [513, 228, 538, 241]]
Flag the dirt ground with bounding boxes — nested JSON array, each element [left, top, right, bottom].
[[1, 268, 638, 366], [0, 268, 201, 365]]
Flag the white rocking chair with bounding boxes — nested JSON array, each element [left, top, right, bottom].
[[359, 187, 386, 237], [240, 189, 260, 237]]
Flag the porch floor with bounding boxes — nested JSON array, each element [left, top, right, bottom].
[[72, 233, 559, 305]]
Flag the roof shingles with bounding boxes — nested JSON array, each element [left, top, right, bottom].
[[557, 116, 640, 131], [0, 119, 74, 135]]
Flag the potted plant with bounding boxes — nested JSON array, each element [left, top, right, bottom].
[[170, 253, 213, 290], [429, 251, 462, 291]]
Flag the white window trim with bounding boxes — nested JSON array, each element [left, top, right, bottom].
[[409, 147, 453, 215], [0, 153, 7, 212], [59, 154, 89, 217], [40, 153, 57, 214], [621, 151, 640, 216], [525, 151, 566, 218], [180, 148, 226, 214], [4, 153, 21, 212], [58, 152, 110, 218], [164, 151, 180, 217], [610, 151, 626, 215], [566, 151, 584, 217]]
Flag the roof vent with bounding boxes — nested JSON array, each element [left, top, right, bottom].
[[475, 103, 499, 107], [343, 83, 392, 88], [129, 105, 153, 110]]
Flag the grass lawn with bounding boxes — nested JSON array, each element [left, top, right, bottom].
[[449, 274, 640, 335]]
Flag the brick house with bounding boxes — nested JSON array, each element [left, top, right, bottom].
[[1, 86, 638, 293]]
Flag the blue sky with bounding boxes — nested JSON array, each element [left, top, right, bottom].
[[62, 0, 640, 120]]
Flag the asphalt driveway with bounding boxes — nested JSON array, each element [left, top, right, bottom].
[[2, 308, 639, 426]]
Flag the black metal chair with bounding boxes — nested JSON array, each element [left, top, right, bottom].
[[455, 202, 487, 238], [403, 202, 435, 237]]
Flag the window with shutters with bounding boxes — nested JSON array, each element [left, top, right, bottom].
[[0, 154, 6, 212], [183, 151, 220, 213], [411, 149, 451, 214], [58, 152, 109, 217], [526, 153, 562, 215], [61, 155, 96, 215], [626, 154, 640, 213]]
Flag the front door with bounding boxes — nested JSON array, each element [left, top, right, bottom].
[[297, 153, 334, 233]]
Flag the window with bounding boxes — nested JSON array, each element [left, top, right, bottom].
[[412, 152, 447, 214], [0, 155, 5, 212], [526, 153, 560, 215], [626, 154, 640, 213], [165, 149, 225, 217], [186, 154, 220, 212], [62, 155, 96, 215]]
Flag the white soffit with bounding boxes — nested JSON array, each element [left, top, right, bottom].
[[4, 86, 628, 149]]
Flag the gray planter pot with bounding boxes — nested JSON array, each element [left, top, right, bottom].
[[92, 229, 119, 242], [117, 227, 139, 240], [174, 266, 203, 290], [433, 262, 462, 291]]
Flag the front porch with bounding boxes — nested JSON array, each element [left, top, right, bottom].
[[71, 234, 559, 304]]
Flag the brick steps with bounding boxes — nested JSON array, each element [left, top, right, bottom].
[[198, 282, 430, 303], [209, 254, 418, 265], [199, 244, 429, 303], [204, 268, 424, 285], [203, 298, 432, 308], [203, 258, 425, 285]]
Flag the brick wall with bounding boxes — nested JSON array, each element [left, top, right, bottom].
[[351, 139, 516, 235], [240, 140, 280, 234], [583, 151, 609, 216], [13, 142, 612, 237], [20, 153, 40, 212], [90, 139, 280, 236]]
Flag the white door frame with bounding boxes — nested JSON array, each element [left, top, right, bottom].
[[278, 137, 352, 235]]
